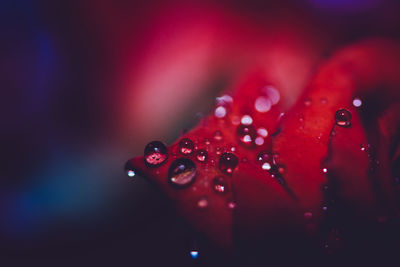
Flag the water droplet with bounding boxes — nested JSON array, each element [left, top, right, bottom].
[[321, 98, 327, 105], [352, 97, 362, 107], [263, 85, 280, 105], [144, 141, 168, 167], [227, 201, 237, 209], [230, 145, 237, 152], [304, 212, 313, 219], [124, 161, 136, 177], [179, 138, 194, 155], [190, 250, 199, 259], [257, 128, 268, 137], [322, 167, 328, 174], [216, 94, 233, 104], [195, 149, 208, 163], [203, 138, 210, 145], [219, 152, 238, 175], [213, 130, 223, 141], [335, 109, 352, 127], [214, 106, 227, 118], [237, 125, 256, 147], [322, 206, 328, 211], [304, 98, 312, 106], [262, 162, 271, 170], [255, 137, 264, 146], [241, 115, 253, 125], [257, 151, 270, 163], [255, 96, 271, 113], [168, 158, 197, 188], [197, 197, 209, 209], [212, 176, 229, 194]]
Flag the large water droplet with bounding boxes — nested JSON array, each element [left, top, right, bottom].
[[195, 149, 208, 163], [212, 176, 229, 194], [179, 138, 194, 155], [219, 152, 238, 175], [335, 109, 352, 127], [237, 125, 256, 147], [168, 158, 197, 188], [124, 161, 136, 177], [144, 141, 168, 167]]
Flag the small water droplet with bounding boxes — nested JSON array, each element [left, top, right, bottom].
[[257, 151, 270, 163], [144, 141, 168, 167], [197, 197, 209, 209], [216, 94, 233, 104], [124, 161, 136, 177], [257, 128, 268, 137], [322, 206, 328, 211], [179, 138, 194, 155], [227, 201, 237, 209], [230, 145, 237, 152], [190, 250, 199, 259], [195, 149, 208, 163], [219, 152, 238, 175], [241, 115, 253, 125], [255, 137, 264, 146], [304, 98, 312, 106], [352, 97, 362, 107], [263, 85, 280, 105], [168, 158, 197, 188], [335, 109, 352, 127], [322, 167, 328, 174], [203, 138, 210, 145], [262, 162, 271, 170], [213, 130, 223, 141], [321, 98, 327, 105], [237, 125, 256, 147], [255, 96, 271, 113], [214, 106, 227, 118], [212, 176, 229, 194]]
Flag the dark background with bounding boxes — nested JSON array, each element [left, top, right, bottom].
[[2, 0, 400, 265]]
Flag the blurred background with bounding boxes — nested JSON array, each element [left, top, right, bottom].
[[2, 0, 400, 265]]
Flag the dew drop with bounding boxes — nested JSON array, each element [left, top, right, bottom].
[[195, 149, 208, 163], [124, 161, 136, 177], [263, 85, 280, 105], [255, 96, 272, 113], [219, 152, 238, 175], [227, 201, 237, 209], [321, 98, 327, 105], [322, 167, 328, 174], [255, 137, 264, 146], [144, 141, 168, 167], [203, 138, 210, 145], [262, 162, 271, 170], [241, 115, 253, 125], [197, 197, 209, 209], [179, 138, 194, 155], [216, 94, 233, 104], [335, 109, 352, 127], [212, 176, 229, 194], [190, 250, 199, 259], [214, 106, 227, 118], [257, 127, 268, 137], [257, 151, 270, 163], [352, 97, 362, 107], [168, 158, 197, 188], [304, 98, 312, 106], [237, 125, 256, 147], [213, 130, 223, 141]]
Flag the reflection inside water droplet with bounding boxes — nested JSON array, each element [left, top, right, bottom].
[[144, 141, 168, 167], [168, 158, 197, 188]]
